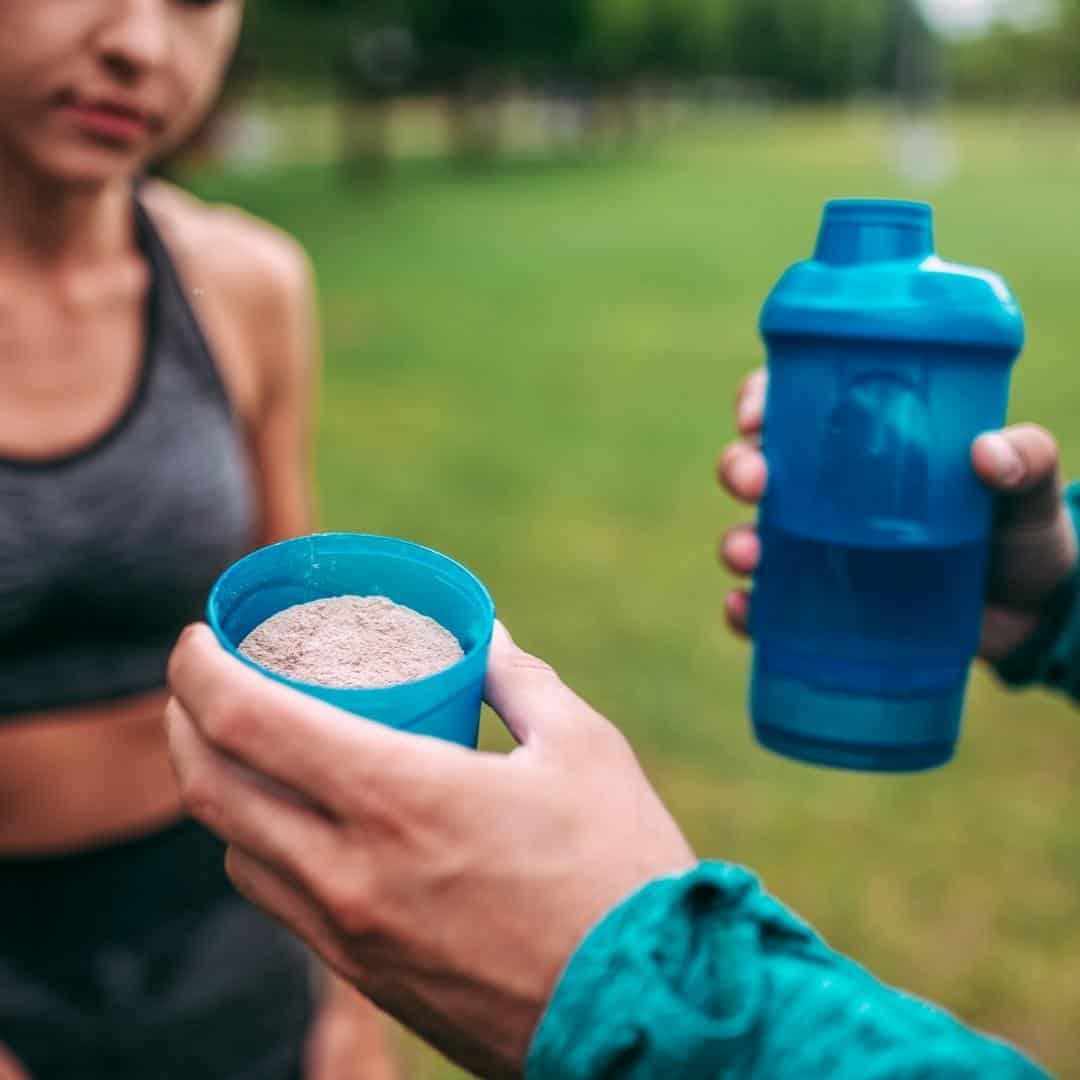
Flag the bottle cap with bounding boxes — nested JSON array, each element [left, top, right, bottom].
[[814, 199, 933, 266]]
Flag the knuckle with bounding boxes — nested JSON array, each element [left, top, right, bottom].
[[224, 847, 258, 899], [722, 524, 755, 557], [573, 706, 633, 760], [598, 724, 640, 771], [1015, 421, 1047, 437], [321, 879, 378, 939], [162, 696, 183, 737], [738, 367, 760, 396], [165, 636, 188, 689], [718, 442, 741, 480], [204, 695, 257, 751], [1011, 424, 1060, 479], [1012, 422, 1055, 451], [510, 649, 558, 678], [180, 776, 220, 827], [737, 367, 766, 406], [1029, 423, 1059, 455]]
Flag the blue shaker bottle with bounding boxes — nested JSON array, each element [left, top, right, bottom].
[[750, 199, 1024, 772]]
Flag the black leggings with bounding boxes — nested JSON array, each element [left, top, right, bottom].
[[0, 818, 316, 1079]]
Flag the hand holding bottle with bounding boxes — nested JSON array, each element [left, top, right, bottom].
[[718, 368, 1076, 663]]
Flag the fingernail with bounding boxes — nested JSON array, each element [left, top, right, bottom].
[[988, 436, 1025, 486], [737, 399, 758, 430]]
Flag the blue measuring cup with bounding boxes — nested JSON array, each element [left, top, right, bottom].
[[206, 533, 495, 747]]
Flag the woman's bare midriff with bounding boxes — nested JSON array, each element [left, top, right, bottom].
[[0, 689, 185, 855], [0, 189, 278, 860]]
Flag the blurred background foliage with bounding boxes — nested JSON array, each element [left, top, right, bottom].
[[236, 0, 1080, 109], [185, 0, 1080, 175], [243, 0, 911, 98]]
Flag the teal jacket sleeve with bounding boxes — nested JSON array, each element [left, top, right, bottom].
[[993, 481, 1080, 699], [526, 862, 1048, 1079]]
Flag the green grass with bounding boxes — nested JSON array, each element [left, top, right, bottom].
[[189, 107, 1080, 1077]]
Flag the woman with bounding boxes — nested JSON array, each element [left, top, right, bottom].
[[0, 2, 399, 1077]]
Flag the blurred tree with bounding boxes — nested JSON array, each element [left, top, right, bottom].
[[338, 23, 417, 182], [245, 0, 915, 102], [408, 0, 592, 160], [722, 0, 903, 99], [584, 0, 652, 81], [583, 0, 909, 100], [232, 0, 961, 174], [947, 0, 1077, 101], [241, 0, 361, 83], [884, 0, 943, 109]]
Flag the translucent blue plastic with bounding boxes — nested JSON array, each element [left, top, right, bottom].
[[751, 199, 1024, 772], [206, 534, 495, 748]]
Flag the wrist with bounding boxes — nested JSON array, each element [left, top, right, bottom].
[[525, 862, 820, 1080]]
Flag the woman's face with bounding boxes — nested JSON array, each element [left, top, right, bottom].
[[0, 0, 244, 186]]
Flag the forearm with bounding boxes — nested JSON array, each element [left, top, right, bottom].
[[528, 862, 1048, 1079]]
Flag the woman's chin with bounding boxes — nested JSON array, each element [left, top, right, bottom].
[[11, 138, 153, 189]]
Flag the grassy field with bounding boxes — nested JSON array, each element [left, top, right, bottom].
[[189, 107, 1080, 1077]]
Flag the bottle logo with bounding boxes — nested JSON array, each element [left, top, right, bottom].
[[819, 369, 930, 539]]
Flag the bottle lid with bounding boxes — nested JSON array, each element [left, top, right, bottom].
[[760, 198, 1024, 353], [814, 199, 933, 266]]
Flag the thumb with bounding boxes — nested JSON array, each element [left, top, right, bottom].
[[972, 424, 1063, 524], [483, 621, 602, 748]]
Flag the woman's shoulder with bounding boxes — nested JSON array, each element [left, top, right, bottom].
[[138, 178, 315, 317], [137, 178, 318, 421]]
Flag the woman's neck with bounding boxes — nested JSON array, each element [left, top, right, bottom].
[[0, 149, 135, 272]]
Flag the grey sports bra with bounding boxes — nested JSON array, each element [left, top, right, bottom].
[[0, 197, 256, 717]]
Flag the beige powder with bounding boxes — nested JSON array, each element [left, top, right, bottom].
[[239, 595, 464, 689]]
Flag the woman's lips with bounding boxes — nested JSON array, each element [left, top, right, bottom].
[[59, 99, 156, 145]]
